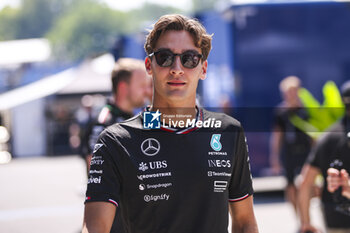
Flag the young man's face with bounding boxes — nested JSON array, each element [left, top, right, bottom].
[[145, 30, 207, 105]]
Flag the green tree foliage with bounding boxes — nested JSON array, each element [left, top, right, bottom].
[[17, 0, 61, 38], [0, 7, 20, 40], [191, 0, 231, 13], [0, 0, 185, 61], [128, 2, 184, 29], [46, 0, 129, 60], [192, 0, 217, 12]]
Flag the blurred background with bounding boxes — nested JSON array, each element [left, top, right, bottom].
[[0, 0, 349, 232]]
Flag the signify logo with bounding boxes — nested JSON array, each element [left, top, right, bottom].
[[143, 110, 222, 129], [144, 194, 170, 202]]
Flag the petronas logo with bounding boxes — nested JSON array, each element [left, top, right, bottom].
[[210, 134, 222, 151]]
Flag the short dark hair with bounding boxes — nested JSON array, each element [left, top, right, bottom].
[[111, 58, 145, 94], [144, 14, 212, 61]]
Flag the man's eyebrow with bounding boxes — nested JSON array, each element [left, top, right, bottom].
[[154, 48, 171, 52], [155, 48, 200, 53]]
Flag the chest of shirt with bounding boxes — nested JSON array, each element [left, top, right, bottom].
[[113, 131, 238, 200]]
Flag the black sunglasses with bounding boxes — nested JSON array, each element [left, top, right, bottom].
[[149, 50, 203, 69]]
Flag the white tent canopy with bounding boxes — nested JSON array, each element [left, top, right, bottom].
[[0, 39, 51, 68], [58, 53, 115, 94], [0, 53, 115, 110]]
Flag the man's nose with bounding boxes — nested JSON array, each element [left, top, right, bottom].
[[170, 56, 184, 76]]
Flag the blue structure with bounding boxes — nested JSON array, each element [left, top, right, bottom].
[[198, 1, 350, 176], [110, 34, 146, 61]]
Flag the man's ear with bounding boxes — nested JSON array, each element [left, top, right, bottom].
[[145, 57, 153, 75], [199, 60, 208, 80]]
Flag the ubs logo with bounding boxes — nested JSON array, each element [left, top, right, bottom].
[[139, 160, 168, 171], [141, 138, 160, 156]]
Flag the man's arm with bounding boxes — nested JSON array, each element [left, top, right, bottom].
[[298, 164, 320, 233], [229, 195, 259, 233], [269, 126, 283, 174], [82, 202, 116, 233]]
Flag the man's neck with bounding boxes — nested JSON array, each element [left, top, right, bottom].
[[285, 100, 302, 108], [114, 96, 133, 115]]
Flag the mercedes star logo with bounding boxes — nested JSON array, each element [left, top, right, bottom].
[[141, 138, 160, 156]]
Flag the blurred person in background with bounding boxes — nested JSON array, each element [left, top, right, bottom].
[[298, 81, 350, 233], [80, 57, 151, 233], [81, 58, 151, 171], [269, 76, 313, 212]]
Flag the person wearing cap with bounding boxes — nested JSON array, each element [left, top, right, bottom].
[[298, 81, 350, 233]]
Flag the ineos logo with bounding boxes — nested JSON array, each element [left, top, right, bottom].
[[141, 138, 160, 156]]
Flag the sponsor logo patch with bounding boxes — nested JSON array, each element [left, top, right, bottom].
[[93, 143, 103, 153], [141, 138, 161, 156], [144, 194, 170, 202], [208, 160, 231, 168], [89, 169, 103, 174], [88, 176, 101, 184], [207, 171, 232, 177], [90, 156, 104, 166], [137, 172, 172, 181], [139, 183, 172, 191], [214, 181, 228, 192], [210, 134, 222, 151], [138, 160, 167, 171]]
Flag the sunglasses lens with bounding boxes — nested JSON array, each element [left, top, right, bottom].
[[152, 50, 202, 68], [181, 52, 200, 68], [155, 51, 173, 67]]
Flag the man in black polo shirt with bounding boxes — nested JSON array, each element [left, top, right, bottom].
[[298, 81, 350, 233], [81, 58, 151, 172], [81, 58, 151, 233], [82, 14, 258, 233]]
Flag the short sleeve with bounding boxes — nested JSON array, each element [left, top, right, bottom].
[[228, 127, 254, 202], [306, 132, 331, 169], [274, 108, 285, 130], [306, 145, 321, 169], [87, 123, 105, 154], [85, 131, 122, 207]]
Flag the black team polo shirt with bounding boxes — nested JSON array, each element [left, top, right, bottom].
[[85, 108, 254, 233]]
